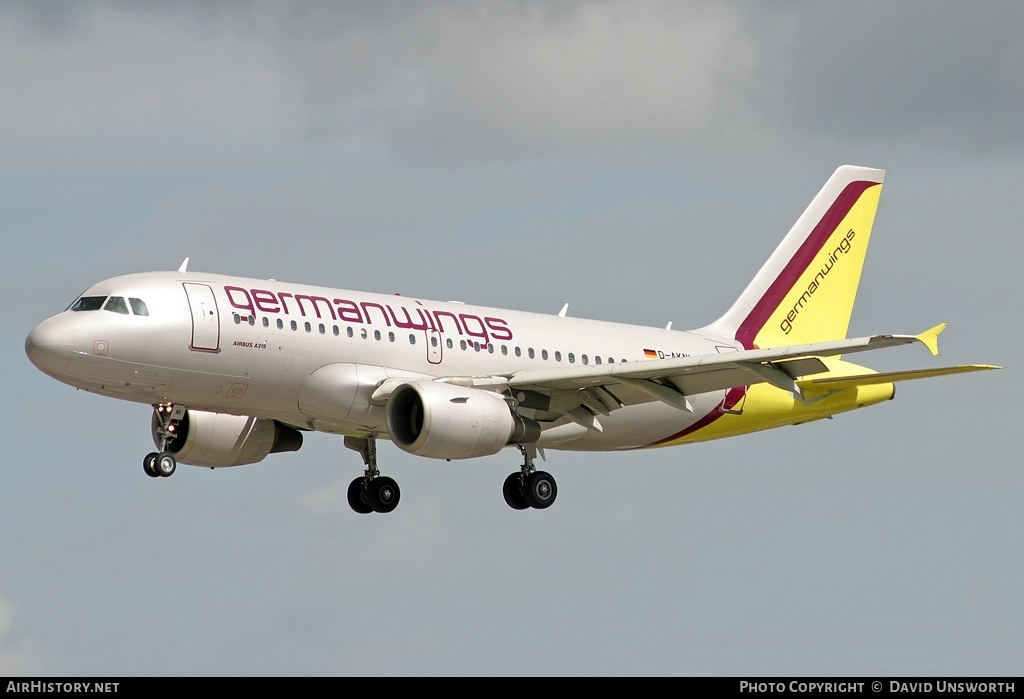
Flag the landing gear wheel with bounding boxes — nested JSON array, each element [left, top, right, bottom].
[[155, 452, 176, 478], [347, 477, 374, 514], [502, 472, 529, 510], [523, 470, 557, 509], [143, 452, 160, 478], [344, 435, 400, 514], [367, 476, 400, 513]]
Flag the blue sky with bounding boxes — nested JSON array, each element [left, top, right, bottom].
[[2, 1, 1020, 675]]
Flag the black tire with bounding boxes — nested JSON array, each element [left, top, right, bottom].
[[143, 452, 160, 478], [523, 471, 557, 509], [367, 476, 400, 514], [347, 477, 374, 514], [502, 472, 529, 510], [155, 452, 176, 478]]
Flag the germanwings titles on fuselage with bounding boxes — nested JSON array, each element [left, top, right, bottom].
[[223, 283, 515, 345]]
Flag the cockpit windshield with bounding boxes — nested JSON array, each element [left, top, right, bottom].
[[129, 298, 149, 316], [70, 296, 106, 312], [104, 296, 129, 315], [70, 295, 150, 316]]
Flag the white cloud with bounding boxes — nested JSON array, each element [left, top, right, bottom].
[[0, 4, 300, 169], [0, 595, 47, 675], [0, 2, 762, 168], [274, 2, 759, 161]]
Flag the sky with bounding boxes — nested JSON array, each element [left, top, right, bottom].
[[1, 0, 1021, 676]]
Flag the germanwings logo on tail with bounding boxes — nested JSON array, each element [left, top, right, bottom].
[[731, 176, 883, 349], [779, 228, 857, 336]]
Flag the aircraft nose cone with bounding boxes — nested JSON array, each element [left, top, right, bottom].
[[26, 316, 74, 378]]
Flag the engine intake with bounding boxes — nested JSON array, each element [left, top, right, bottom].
[[386, 380, 539, 460], [154, 410, 302, 467]]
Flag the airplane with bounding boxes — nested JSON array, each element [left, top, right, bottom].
[[25, 165, 1000, 514]]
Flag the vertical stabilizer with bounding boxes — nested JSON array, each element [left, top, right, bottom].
[[701, 165, 885, 349]]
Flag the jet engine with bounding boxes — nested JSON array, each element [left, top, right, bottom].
[[386, 380, 540, 460], [152, 409, 303, 467]]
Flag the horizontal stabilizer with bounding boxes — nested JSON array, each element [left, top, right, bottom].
[[797, 364, 1001, 396]]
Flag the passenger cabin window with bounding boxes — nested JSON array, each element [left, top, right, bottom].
[[71, 296, 106, 312], [104, 296, 129, 315]]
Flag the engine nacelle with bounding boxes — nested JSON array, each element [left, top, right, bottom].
[[386, 380, 539, 460], [153, 410, 303, 467]]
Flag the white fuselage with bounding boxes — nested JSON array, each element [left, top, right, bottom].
[[27, 271, 740, 452]]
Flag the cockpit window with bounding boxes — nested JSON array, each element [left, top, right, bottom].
[[69, 294, 150, 316], [129, 298, 149, 316], [70, 296, 106, 312], [103, 296, 129, 315]]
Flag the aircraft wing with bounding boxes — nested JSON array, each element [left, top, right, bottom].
[[453, 324, 1000, 429]]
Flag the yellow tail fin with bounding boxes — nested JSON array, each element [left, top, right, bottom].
[[702, 165, 885, 349]]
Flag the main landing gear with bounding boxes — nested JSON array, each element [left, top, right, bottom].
[[144, 403, 179, 478], [345, 435, 400, 514], [342, 438, 557, 514], [502, 444, 557, 510]]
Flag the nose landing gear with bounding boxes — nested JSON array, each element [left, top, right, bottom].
[[143, 403, 181, 478], [143, 451, 177, 478]]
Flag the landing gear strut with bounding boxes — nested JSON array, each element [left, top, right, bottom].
[[144, 403, 180, 478], [345, 435, 400, 514], [503, 444, 557, 510]]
